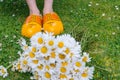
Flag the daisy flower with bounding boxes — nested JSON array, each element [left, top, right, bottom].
[[59, 34, 77, 48], [74, 60, 85, 70], [56, 52, 70, 62], [49, 51, 57, 63], [17, 55, 31, 72], [79, 67, 94, 80], [54, 35, 66, 53], [58, 66, 71, 75], [39, 45, 51, 57], [44, 35, 56, 50], [40, 69, 54, 80], [0, 66, 8, 78], [27, 58, 40, 69], [81, 52, 91, 63], [30, 32, 45, 48], [18, 37, 28, 51]]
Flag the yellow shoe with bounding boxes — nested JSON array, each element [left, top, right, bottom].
[[43, 12, 64, 35], [21, 15, 42, 38]]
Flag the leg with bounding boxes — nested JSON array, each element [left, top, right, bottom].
[[21, 0, 42, 38], [43, 0, 53, 15], [42, 0, 64, 35], [26, 0, 40, 15]]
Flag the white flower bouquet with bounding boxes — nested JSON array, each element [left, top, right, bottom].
[[0, 32, 94, 80]]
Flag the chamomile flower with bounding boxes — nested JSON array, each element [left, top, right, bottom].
[[59, 73, 68, 79], [17, 56, 30, 72], [30, 32, 45, 48], [59, 66, 71, 75], [35, 63, 44, 72], [61, 60, 70, 67], [81, 52, 91, 63], [39, 45, 51, 57], [71, 59, 85, 74], [49, 63, 56, 69], [56, 52, 70, 62], [12, 57, 30, 72], [40, 69, 54, 80], [27, 51, 36, 59], [0, 66, 8, 78], [28, 58, 40, 69], [12, 61, 22, 71], [79, 67, 94, 80], [55, 36, 66, 53], [59, 34, 77, 48], [50, 51, 57, 59], [29, 46, 37, 53], [64, 47, 71, 55], [18, 37, 28, 51], [44, 36, 56, 49]]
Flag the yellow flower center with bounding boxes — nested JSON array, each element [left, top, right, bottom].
[[59, 74, 67, 79], [50, 63, 56, 68], [29, 52, 35, 58], [44, 56, 50, 60], [48, 40, 54, 46], [37, 64, 43, 70], [70, 53, 74, 58], [59, 54, 66, 60], [35, 75, 39, 80], [82, 56, 88, 62], [74, 69, 79, 72], [61, 61, 68, 66], [60, 67, 66, 73], [32, 60, 39, 64], [34, 71, 38, 75], [50, 52, 56, 58], [41, 46, 48, 54], [52, 48, 55, 51], [17, 63, 21, 70], [45, 72, 51, 78], [58, 42, 64, 48], [65, 48, 70, 54], [69, 78, 74, 80], [38, 37, 43, 44], [1, 69, 5, 73], [23, 60, 28, 65], [45, 65, 50, 70], [32, 47, 36, 52], [75, 62, 81, 67], [81, 72, 88, 77], [24, 45, 28, 49]]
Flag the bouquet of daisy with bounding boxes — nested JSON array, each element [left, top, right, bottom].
[[0, 32, 94, 80]]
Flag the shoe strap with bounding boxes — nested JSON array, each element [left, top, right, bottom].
[[43, 12, 61, 24]]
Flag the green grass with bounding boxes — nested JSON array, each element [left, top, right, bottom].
[[0, 0, 120, 80]]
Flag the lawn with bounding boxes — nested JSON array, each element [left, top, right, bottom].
[[0, 0, 120, 80]]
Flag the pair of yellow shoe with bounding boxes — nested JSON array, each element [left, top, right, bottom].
[[21, 12, 64, 38]]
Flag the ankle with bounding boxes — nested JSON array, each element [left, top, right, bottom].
[[43, 8, 53, 15], [29, 9, 41, 16]]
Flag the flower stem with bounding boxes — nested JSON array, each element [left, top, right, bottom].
[[6, 63, 13, 69]]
